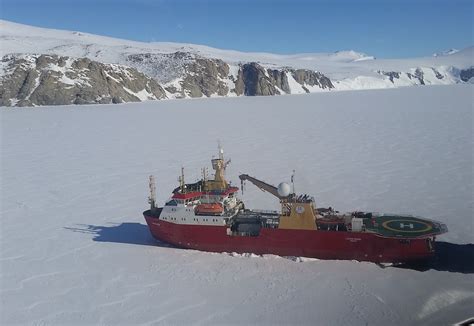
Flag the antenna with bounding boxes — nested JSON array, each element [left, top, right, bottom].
[[291, 170, 296, 197], [180, 167, 185, 193], [218, 140, 224, 160], [148, 175, 156, 210], [224, 158, 231, 170]]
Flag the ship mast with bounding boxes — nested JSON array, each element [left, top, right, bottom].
[[148, 175, 156, 211], [178, 167, 185, 193], [205, 142, 230, 191], [291, 170, 296, 202]]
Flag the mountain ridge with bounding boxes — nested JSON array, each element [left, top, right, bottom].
[[1, 20, 472, 107]]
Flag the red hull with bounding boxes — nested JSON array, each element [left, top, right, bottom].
[[144, 213, 435, 263]]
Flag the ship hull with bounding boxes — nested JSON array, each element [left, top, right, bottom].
[[144, 211, 435, 263]]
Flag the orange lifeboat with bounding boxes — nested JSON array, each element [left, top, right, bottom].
[[195, 203, 224, 216]]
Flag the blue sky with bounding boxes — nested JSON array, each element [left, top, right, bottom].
[[1, 0, 472, 58]]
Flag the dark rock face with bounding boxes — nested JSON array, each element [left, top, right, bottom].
[[237, 63, 280, 96], [432, 68, 443, 80], [379, 71, 401, 83], [127, 52, 230, 98], [413, 68, 425, 85], [460, 67, 474, 82], [180, 58, 229, 97], [232, 63, 333, 96], [0, 54, 167, 107], [126, 52, 191, 84], [291, 69, 334, 91], [267, 69, 290, 93]]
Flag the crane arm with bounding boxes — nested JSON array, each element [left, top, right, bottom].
[[239, 174, 287, 199]]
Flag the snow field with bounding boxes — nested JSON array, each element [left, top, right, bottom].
[[1, 85, 473, 325]]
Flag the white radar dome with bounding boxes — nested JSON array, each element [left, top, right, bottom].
[[277, 182, 291, 197]]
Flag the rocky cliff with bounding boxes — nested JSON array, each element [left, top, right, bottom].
[[1, 54, 167, 107], [231, 63, 334, 96], [125, 52, 334, 99]]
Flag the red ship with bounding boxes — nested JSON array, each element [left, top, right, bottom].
[[143, 147, 448, 263]]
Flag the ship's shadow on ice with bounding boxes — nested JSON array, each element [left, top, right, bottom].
[[65, 222, 170, 248], [394, 242, 474, 274]]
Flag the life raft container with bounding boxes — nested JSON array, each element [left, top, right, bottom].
[[195, 203, 224, 216], [317, 217, 347, 231]]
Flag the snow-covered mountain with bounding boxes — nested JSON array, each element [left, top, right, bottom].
[[433, 48, 460, 57], [1, 20, 473, 107]]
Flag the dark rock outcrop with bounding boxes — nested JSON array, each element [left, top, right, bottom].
[[126, 52, 191, 84], [432, 68, 443, 80], [180, 58, 229, 97], [235, 63, 281, 96], [267, 69, 290, 94], [379, 71, 401, 83], [290, 69, 334, 91], [232, 63, 333, 96], [460, 67, 474, 82], [127, 52, 229, 98]]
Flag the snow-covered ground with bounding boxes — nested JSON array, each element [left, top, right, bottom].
[[1, 85, 473, 325]]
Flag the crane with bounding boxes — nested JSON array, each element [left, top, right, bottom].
[[239, 174, 292, 200]]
